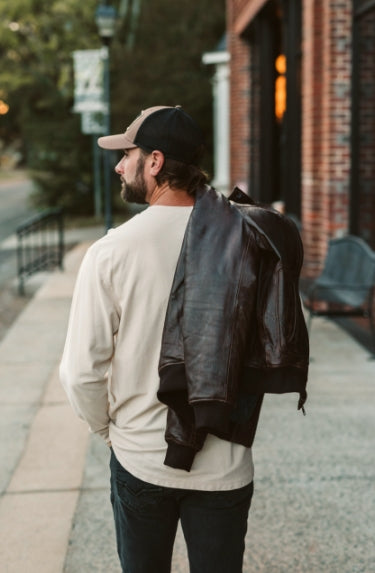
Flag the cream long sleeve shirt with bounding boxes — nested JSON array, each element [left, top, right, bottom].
[[60, 206, 254, 490]]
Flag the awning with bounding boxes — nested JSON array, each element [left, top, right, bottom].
[[234, 0, 269, 34]]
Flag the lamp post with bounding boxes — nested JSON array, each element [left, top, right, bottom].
[[95, 2, 117, 231]]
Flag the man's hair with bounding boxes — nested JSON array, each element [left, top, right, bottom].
[[140, 148, 209, 196]]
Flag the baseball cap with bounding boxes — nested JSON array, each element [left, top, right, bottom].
[[97, 105, 204, 165]]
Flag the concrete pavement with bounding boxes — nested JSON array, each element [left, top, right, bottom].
[[0, 233, 374, 573]]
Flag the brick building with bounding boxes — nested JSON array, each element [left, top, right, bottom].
[[226, 0, 375, 276]]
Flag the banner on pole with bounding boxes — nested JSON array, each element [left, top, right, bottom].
[[73, 49, 107, 113], [81, 111, 107, 135]]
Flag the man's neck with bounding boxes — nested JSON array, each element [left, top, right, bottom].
[[149, 184, 195, 207]]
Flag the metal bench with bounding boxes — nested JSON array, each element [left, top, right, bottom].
[[303, 235, 375, 353]]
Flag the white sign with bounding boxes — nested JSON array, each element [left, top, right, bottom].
[[73, 49, 107, 113], [81, 111, 107, 135]]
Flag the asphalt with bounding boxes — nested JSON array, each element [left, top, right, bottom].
[[0, 227, 374, 573]]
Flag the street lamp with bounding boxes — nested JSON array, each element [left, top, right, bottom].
[[95, 2, 117, 231]]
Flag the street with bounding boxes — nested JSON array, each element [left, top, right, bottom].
[[0, 176, 37, 243], [0, 175, 39, 341], [0, 176, 37, 288], [0, 174, 103, 342]]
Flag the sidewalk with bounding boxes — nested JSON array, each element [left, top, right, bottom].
[[0, 238, 374, 573]]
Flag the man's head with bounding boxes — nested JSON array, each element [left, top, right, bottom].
[[98, 105, 205, 165], [98, 106, 208, 203]]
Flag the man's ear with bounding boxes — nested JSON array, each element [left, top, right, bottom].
[[149, 150, 165, 176]]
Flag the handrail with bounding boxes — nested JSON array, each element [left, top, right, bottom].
[[16, 208, 64, 295]]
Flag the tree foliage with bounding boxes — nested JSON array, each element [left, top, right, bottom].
[[112, 0, 226, 173], [0, 0, 225, 215], [0, 0, 100, 213]]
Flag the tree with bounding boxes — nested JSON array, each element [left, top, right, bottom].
[[111, 0, 226, 175], [0, 0, 225, 214], [0, 0, 100, 213]]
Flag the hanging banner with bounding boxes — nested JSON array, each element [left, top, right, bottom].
[[81, 111, 107, 135], [73, 49, 107, 113]]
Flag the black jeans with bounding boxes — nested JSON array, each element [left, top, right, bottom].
[[110, 450, 253, 573]]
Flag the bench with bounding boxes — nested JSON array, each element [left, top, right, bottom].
[[303, 235, 375, 353]]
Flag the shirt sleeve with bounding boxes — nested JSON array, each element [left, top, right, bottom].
[[59, 241, 120, 444]]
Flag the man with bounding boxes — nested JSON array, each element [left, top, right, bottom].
[[60, 105, 308, 573]]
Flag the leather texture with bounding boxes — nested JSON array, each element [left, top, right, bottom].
[[157, 186, 309, 471]]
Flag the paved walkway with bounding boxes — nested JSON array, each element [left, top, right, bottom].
[[0, 236, 374, 573]]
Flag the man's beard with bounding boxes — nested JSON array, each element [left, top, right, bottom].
[[121, 154, 148, 204]]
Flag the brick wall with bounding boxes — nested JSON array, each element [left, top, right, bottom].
[[227, 1, 251, 192], [301, 0, 352, 276], [232, 0, 252, 13], [227, 0, 354, 275]]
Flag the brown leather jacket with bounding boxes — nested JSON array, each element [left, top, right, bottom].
[[157, 186, 309, 471]]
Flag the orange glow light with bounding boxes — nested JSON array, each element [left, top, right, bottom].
[[275, 55, 286, 121], [275, 54, 286, 75], [0, 100, 10, 115]]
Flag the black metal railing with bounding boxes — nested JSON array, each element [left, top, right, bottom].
[[16, 208, 64, 295]]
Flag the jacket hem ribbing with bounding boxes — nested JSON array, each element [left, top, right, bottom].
[[164, 442, 196, 472]]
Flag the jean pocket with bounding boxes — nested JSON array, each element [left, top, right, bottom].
[[115, 471, 165, 513]]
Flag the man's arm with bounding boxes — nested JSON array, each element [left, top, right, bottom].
[[60, 242, 120, 444]]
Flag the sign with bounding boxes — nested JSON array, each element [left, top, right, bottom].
[[81, 111, 107, 135], [73, 49, 107, 113]]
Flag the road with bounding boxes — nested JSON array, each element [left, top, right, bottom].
[[0, 176, 37, 243], [0, 176, 38, 288]]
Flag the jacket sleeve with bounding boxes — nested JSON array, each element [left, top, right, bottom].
[[163, 408, 207, 472]]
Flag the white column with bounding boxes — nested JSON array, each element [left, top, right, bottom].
[[202, 51, 230, 195]]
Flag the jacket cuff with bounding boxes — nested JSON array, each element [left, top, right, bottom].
[[193, 401, 232, 435], [164, 442, 196, 472]]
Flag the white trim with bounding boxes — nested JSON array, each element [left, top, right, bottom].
[[202, 51, 231, 195], [202, 51, 230, 65]]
